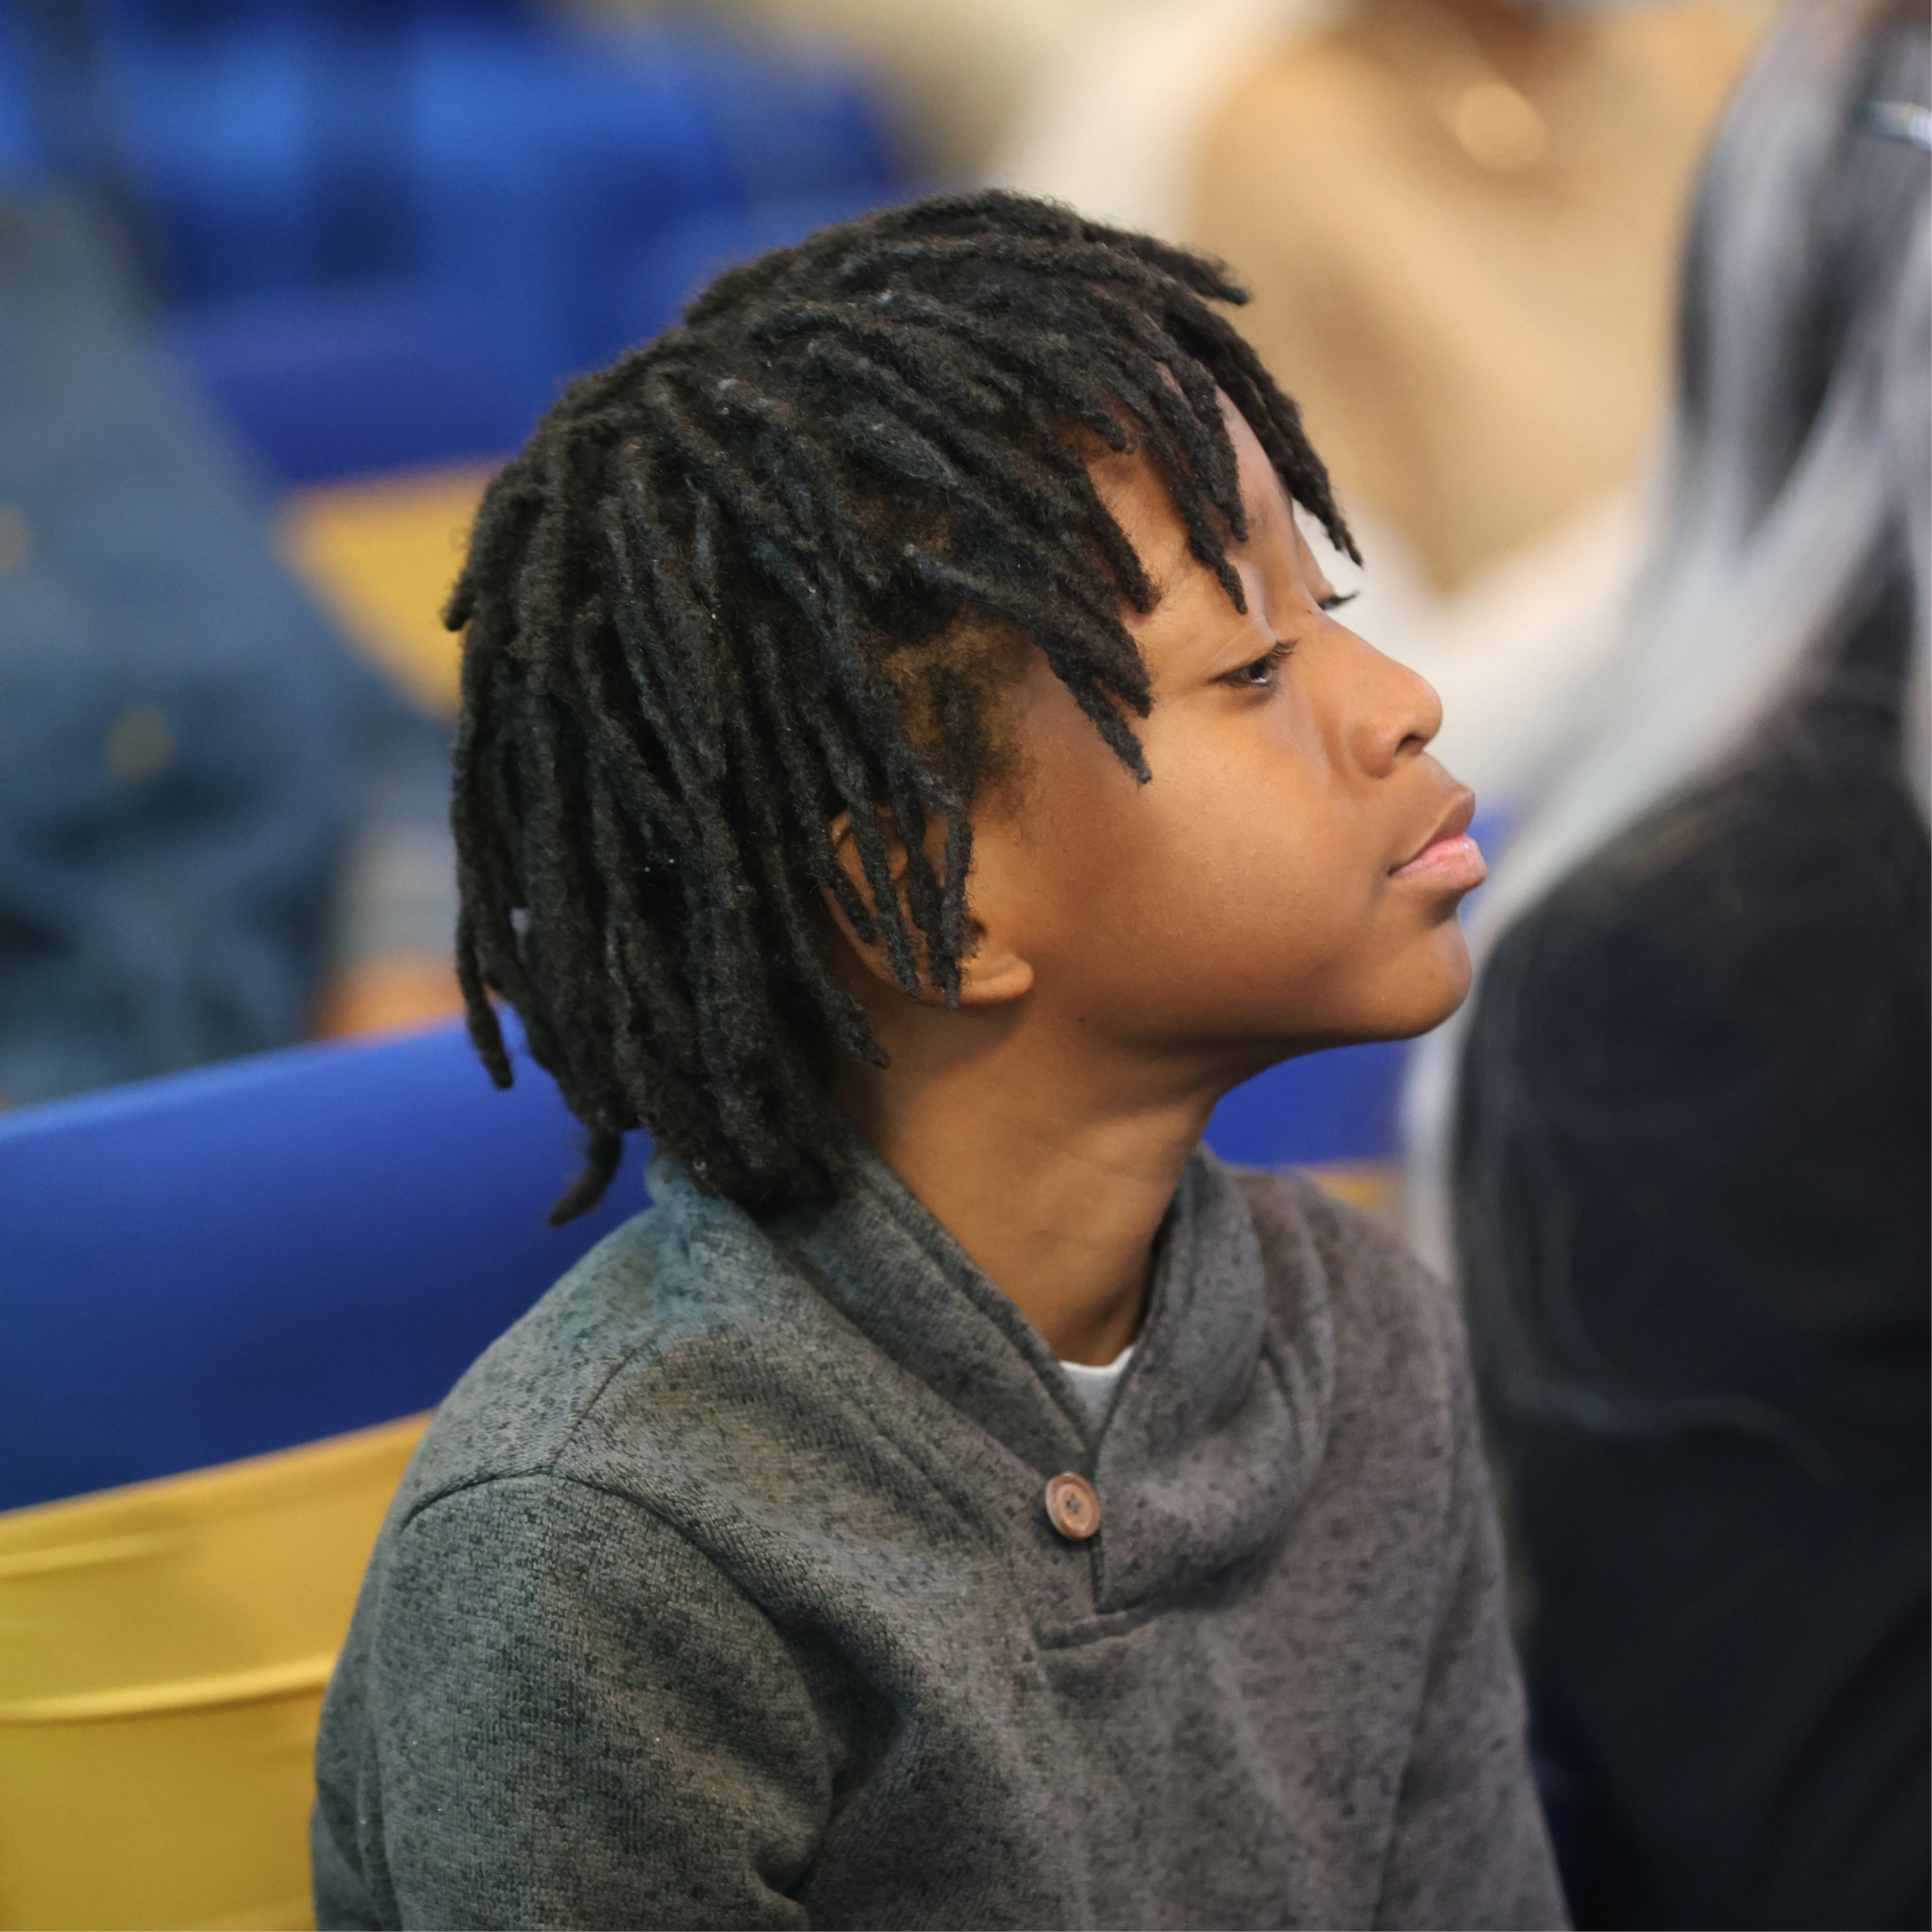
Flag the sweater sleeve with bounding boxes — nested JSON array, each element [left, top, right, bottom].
[[312, 1472, 830, 1930], [1375, 1327, 1568, 1932]]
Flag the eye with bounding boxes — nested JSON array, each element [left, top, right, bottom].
[[1317, 590, 1356, 613], [1224, 638, 1294, 691]]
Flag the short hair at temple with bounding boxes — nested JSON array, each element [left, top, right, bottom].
[[447, 188, 1354, 1220]]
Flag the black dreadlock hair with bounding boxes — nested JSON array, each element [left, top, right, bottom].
[[449, 189, 1355, 1222]]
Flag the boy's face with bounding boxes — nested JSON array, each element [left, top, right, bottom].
[[959, 397, 1484, 1084]]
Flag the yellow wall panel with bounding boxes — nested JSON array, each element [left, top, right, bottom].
[[280, 462, 495, 718]]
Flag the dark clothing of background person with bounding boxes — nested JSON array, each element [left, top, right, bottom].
[[0, 191, 451, 1104], [1454, 574, 1930, 1931]]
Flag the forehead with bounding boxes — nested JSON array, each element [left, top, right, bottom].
[[1084, 394, 1299, 596]]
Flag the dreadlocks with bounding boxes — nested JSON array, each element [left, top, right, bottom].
[[449, 189, 1354, 1221]]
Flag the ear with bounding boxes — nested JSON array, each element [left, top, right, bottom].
[[823, 810, 1034, 1008]]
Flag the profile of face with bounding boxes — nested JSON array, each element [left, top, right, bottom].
[[831, 395, 1484, 1105]]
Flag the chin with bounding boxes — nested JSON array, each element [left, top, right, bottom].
[[1373, 930, 1474, 1042]]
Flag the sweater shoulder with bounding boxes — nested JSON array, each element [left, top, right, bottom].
[[1228, 1163, 1466, 1423], [384, 1190, 828, 1527], [1231, 1164, 1446, 1319]]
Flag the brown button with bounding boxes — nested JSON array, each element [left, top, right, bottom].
[[1044, 1471, 1100, 1541]]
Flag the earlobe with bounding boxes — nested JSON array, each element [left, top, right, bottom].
[[954, 936, 1034, 1007]]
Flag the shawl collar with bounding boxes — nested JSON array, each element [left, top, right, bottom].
[[646, 1140, 1336, 1611]]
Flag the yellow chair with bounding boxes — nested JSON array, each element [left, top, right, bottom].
[[0, 1417, 425, 1932]]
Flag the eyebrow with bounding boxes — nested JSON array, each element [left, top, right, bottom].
[[1241, 474, 1332, 596], [1240, 473, 1276, 542]]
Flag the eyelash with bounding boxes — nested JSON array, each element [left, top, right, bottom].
[[1226, 638, 1294, 690], [1224, 595, 1354, 690]]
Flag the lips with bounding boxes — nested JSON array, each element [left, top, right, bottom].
[[1391, 788, 1486, 888]]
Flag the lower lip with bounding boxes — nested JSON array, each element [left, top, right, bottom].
[[1392, 832, 1487, 889]]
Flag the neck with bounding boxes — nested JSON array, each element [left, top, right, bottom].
[[832, 1011, 1223, 1365]]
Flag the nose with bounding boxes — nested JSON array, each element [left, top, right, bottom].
[[1343, 632, 1443, 778]]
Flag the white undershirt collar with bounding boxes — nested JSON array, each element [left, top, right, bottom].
[[1058, 1342, 1136, 1422]]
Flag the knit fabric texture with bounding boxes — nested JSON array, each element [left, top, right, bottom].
[[312, 1144, 1565, 1929]]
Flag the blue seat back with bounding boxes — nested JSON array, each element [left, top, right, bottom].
[[0, 1019, 649, 1512], [0, 1008, 1412, 1517], [1205, 1040, 1409, 1172], [165, 280, 534, 483], [0, 6, 912, 481]]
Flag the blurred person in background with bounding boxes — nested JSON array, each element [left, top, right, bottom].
[[1410, 3, 1929, 1923], [998, 0, 1760, 804], [0, 187, 460, 1107], [0, 0, 938, 1112]]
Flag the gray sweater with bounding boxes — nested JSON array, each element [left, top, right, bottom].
[[312, 1145, 1565, 1930]]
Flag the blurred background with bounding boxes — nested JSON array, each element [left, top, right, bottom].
[[0, 0, 1767, 1108], [27, 5, 1924, 1931]]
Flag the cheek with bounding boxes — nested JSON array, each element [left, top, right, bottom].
[[979, 676, 1478, 1048], [1022, 727, 1376, 1000], [1155, 792, 1377, 996]]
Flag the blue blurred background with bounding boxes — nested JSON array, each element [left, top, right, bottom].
[[0, 0, 917, 483]]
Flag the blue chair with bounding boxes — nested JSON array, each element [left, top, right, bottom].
[[1206, 1040, 1409, 1173], [411, 17, 905, 407], [0, 998, 1414, 1517], [165, 280, 534, 484], [0, 1017, 649, 1514], [620, 185, 940, 349], [1, 6, 913, 482]]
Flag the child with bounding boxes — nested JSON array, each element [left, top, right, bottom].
[[312, 191, 1563, 1930]]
